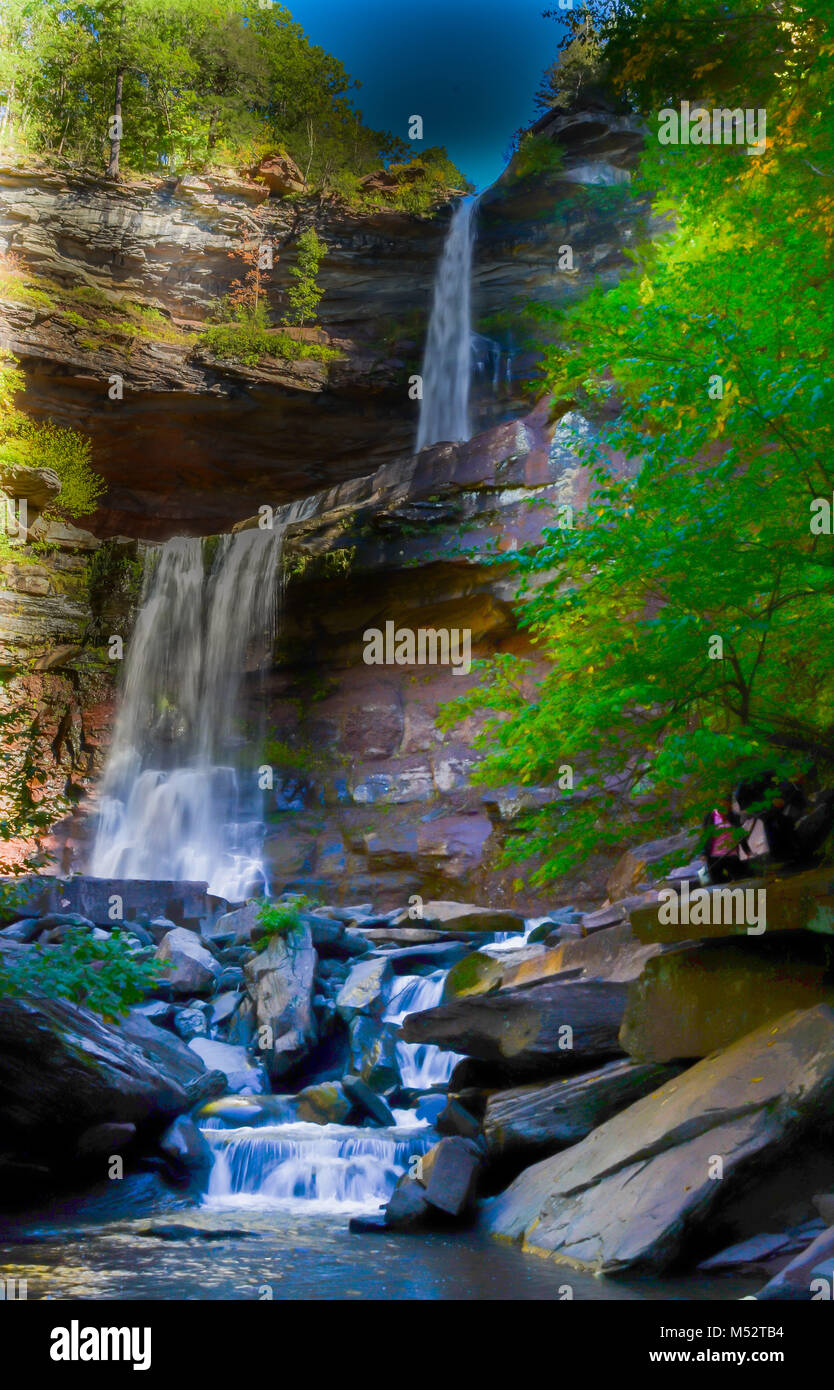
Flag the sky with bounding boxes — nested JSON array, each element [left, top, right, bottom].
[[287, 0, 566, 191]]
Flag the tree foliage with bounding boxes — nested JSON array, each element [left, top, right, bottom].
[[443, 0, 834, 882], [0, 0, 467, 197]]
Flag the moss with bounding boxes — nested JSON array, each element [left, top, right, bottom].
[[0, 270, 55, 309], [199, 320, 340, 368]]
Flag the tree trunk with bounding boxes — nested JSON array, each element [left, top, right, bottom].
[[207, 106, 219, 154], [106, 68, 124, 180]]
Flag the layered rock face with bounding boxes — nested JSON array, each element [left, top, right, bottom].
[[0, 107, 650, 903], [0, 106, 648, 538]]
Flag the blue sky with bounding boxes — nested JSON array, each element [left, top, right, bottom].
[[288, 0, 566, 190]]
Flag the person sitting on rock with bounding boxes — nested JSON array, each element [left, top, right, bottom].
[[702, 800, 751, 883]]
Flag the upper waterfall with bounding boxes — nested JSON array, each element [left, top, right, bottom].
[[416, 194, 480, 451]]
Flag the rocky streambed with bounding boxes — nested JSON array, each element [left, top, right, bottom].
[[4, 851, 834, 1301]]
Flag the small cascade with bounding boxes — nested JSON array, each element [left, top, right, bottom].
[[416, 194, 480, 451], [203, 1122, 433, 1214], [89, 515, 305, 902], [384, 969, 463, 1088]]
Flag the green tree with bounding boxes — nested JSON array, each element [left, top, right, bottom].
[[442, 0, 834, 883], [283, 228, 326, 328]]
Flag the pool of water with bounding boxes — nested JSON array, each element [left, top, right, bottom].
[[0, 1208, 761, 1301]]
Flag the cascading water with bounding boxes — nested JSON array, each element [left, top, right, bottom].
[[201, 967, 465, 1214], [90, 521, 292, 901], [416, 194, 480, 451], [204, 1121, 434, 1215], [384, 970, 464, 1088]]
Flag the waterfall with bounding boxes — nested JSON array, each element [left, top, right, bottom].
[[384, 969, 464, 1088], [203, 1121, 434, 1215], [416, 194, 480, 451], [90, 524, 287, 902]]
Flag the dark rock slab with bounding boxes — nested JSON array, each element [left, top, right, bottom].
[[483, 1005, 834, 1274], [401, 978, 629, 1077], [483, 1058, 682, 1161]]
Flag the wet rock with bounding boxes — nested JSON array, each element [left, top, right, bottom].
[[158, 1116, 213, 1175], [187, 1039, 268, 1094], [756, 1226, 834, 1300], [335, 955, 393, 1020], [484, 1005, 834, 1274], [418, 1136, 482, 1217], [348, 1015, 400, 1091], [402, 978, 628, 1077], [441, 950, 505, 1001], [295, 1081, 352, 1125], [349, 1213, 389, 1234], [436, 1097, 482, 1141], [392, 901, 525, 934], [173, 1006, 210, 1042], [621, 937, 834, 1063], [341, 1073, 395, 1126], [243, 925, 317, 1079], [210, 991, 241, 1026], [74, 1121, 137, 1160], [197, 1095, 266, 1126], [483, 1058, 682, 1162], [156, 927, 222, 996], [0, 995, 204, 1182], [385, 1176, 432, 1229]]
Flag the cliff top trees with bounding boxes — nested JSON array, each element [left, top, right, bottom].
[[0, 0, 465, 197], [443, 0, 834, 882]]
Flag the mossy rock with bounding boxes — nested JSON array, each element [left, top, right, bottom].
[[441, 951, 504, 1003]]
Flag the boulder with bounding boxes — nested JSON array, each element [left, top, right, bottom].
[[156, 928, 221, 996], [249, 151, 307, 195], [436, 1097, 482, 1141], [607, 830, 698, 901], [441, 950, 505, 1002], [392, 901, 525, 934], [158, 1115, 213, 1174], [295, 1081, 352, 1125], [482, 1058, 681, 1162], [336, 955, 393, 1020], [173, 1006, 209, 1042], [206, 901, 261, 945], [756, 1226, 834, 1300], [620, 938, 834, 1062], [483, 1005, 834, 1274], [243, 925, 316, 1078], [0, 995, 207, 1179], [385, 1176, 432, 1229], [348, 1015, 400, 1091], [401, 978, 629, 1077], [187, 1039, 268, 1094], [341, 1073, 395, 1127], [74, 1121, 137, 1160], [417, 1136, 482, 1216]]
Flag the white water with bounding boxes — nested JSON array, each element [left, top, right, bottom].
[[202, 968, 463, 1212], [90, 524, 287, 901], [384, 969, 464, 1088], [204, 1122, 434, 1215], [416, 194, 480, 451]]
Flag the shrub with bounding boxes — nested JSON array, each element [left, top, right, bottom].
[[0, 926, 166, 1022]]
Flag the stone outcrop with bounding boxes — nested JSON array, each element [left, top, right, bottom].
[[243, 925, 317, 1079], [482, 1058, 681, 1163], [483, 1005, 834, 1274], [401, 977, 629, 1077], [0, 992, 221, 1194]]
